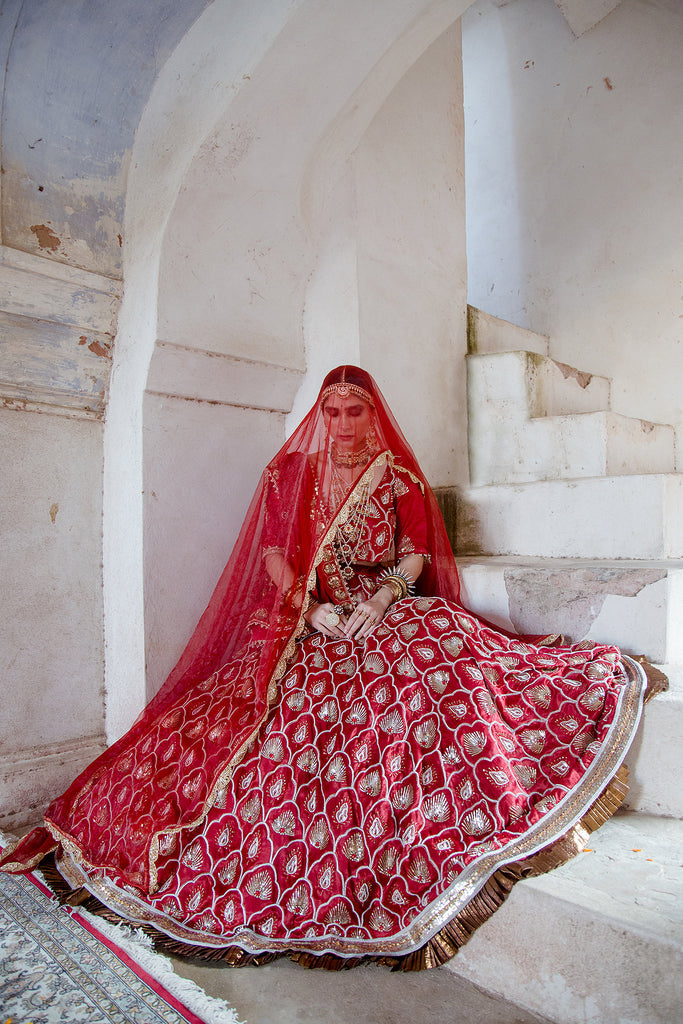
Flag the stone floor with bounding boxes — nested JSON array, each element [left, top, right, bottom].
[[168, 954, 554, 1024]]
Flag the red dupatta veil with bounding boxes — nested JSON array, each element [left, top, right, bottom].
[[145, 364, 460, 706], [3, 367, 461, 891]]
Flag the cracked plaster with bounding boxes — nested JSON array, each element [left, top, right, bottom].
[[503, 566, 666, 639]]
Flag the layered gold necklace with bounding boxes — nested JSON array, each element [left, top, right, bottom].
[[328, 456, 373, 579], [327, 430, 380, 578], [330, 438, 376, 467]]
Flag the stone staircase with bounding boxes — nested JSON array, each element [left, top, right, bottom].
[[445, 308, 683, 1024]]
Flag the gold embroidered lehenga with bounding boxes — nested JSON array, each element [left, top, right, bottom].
[[0, 366, 648, 969]]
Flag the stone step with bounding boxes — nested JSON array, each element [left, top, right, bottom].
[[623, 665, 683, 818], [169, 945, 554, 1024], [456, 557, 683, 665], [468, 350, 611, 418], [457, 557, 683, 817], [467, 352, 674, 485], [446, 813, 683, 1024], [468, 305, 549, 357], [456, 474, 683, 560]]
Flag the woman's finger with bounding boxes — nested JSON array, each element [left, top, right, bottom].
[[345, 605, 377, 639], [343, 610, 365, 637], [356, 613, 378, 639], [315, 604, 347, 638]]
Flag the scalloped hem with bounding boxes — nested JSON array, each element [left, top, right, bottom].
[[38, 764, 629, 973]]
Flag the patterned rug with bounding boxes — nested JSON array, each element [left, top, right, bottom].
[[0, 849, 241, 1024]]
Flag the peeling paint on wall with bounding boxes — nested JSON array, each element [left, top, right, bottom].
[[555, 360, 592, 390], [503, 566, 666, 639], [1, 0, 213, 277], [78, 335, 112, 359], [29, 223, 61, 252], [0, 310, 112, 417]]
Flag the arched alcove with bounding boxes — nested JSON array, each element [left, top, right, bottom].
[[104, 0, 472, 736]]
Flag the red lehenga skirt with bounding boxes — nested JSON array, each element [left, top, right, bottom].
[[35, 594, 645, 969]]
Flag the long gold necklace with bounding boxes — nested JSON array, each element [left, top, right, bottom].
[[330, 460, 372, 579]]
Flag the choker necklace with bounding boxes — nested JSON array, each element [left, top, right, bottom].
[[331, 439, 376, 467]]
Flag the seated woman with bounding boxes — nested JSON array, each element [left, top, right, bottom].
[[1, 365, 647, 970]]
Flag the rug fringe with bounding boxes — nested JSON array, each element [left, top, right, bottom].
[[77, 909, 244, 1023]]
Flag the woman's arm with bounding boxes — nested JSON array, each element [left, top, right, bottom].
[[265, 550, 349, 638], [263, 550, 297, 601], [344, 553, 423, 641]]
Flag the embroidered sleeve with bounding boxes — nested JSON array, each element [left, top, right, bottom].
[[393, 468, 429, 559], [262, 468, 284, 555]]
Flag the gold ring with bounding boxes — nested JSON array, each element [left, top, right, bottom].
[[325, 612, 340, 627]]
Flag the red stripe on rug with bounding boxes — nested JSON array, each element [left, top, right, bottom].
[[1, 845, 207, 1024], [71, 908, 207, 1024]]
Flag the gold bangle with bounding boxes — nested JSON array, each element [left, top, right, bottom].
[[377, 583, 397, 604], [375, 568, 414, 603]]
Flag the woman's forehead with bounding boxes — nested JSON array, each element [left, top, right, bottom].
[[323, 394, 371, 413]]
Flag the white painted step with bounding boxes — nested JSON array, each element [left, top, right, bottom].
[[456, 557, 683, 666], [456, 474, 683, 559], [469, 350, 610, 418], [468, 306, 549, 356], [446, 813, 683, 1024], [467, 352, 674, 485], [623, 666, 683, 818]]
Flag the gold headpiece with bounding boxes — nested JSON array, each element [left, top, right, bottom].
[[320, 383, 374, 407]]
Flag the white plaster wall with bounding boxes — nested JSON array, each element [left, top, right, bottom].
[[286, 177, 362, 430], [0, 407, 104, 821], [463, 0, 683, 450], [354, 22, 469, 488], [0, 408, 104, 747], [142, 396, 287, 698], [0, 0, 213, 279]]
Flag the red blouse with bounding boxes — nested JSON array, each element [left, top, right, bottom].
[[316, 463, 429, 609]]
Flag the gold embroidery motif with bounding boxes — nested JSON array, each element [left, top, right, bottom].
[[245, 870, 273, 900], [47, 650, 645, 963], [272, 810, 296, 836]]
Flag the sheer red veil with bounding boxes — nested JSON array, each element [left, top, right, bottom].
[[5, 366, 462, 890], [132, 365, 460, 720]]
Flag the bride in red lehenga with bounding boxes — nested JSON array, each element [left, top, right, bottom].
[[1, 366, 647, 969]]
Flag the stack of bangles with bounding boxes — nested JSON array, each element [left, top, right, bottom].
[[374, 567, 414, 604]]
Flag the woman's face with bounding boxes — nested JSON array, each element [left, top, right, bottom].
[[323, 394, 373, 451]]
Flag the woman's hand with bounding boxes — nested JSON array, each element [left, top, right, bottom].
[[304, 602, 348, 638], [344, 592, 392, 641]]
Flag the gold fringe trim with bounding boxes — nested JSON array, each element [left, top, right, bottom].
[[633, 656, 669, 704], [35, 765, 631, 973]]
